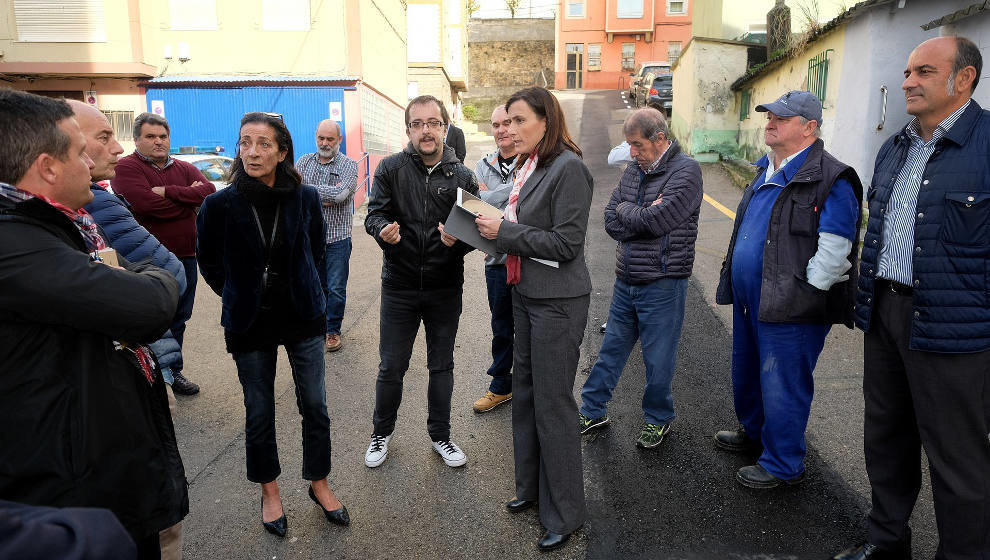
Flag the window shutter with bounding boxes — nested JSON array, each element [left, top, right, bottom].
[[14, 0, 106, 42]]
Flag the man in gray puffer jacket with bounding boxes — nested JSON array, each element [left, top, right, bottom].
[[578, 108, 702, 450]]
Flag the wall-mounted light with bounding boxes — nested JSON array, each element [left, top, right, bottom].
[[163, 44, 173, 60], [178, 42, 190, 63]]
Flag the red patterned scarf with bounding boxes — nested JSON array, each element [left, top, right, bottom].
[[503, 154, 538, 285]]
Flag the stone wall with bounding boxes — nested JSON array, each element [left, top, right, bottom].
[[463, 18, 554, 122]]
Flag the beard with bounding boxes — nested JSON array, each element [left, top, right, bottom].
[[414, 135, 440, 157], [317, 145, 338, 159]]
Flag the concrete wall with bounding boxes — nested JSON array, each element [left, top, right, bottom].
[[354, 0, 409, 105], [670, 38, 752, 160], [828, 0, 979, 183], [408, 67, 456, 109], [736, 27, 846, 161]]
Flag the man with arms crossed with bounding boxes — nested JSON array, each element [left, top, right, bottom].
[[296, 119, 359, 353]]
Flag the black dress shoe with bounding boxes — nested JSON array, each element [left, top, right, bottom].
[[505, 498, 537, 513], [537, 530, 571, 551], [713, 426, 760, 452], [736, 464, 805, 489], [171, 372, 200, 395], [831, 543, 909, 560], [261, 498, 287, 537], [309, 486, 350, 526]]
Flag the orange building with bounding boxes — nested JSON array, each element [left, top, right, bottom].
[[556, 0, 693, 90]]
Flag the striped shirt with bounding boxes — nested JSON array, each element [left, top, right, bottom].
[[877, 100, 971, 285], [296, 151, 359, 244]]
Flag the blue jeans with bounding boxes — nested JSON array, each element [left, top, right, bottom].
[[324, 238, 352, 335], [169, 257, 198, 374], [580, 277, 688, 426], [731, 303, 830, 480], [484, 265, 513, 395], [232, 335, 331, 484]]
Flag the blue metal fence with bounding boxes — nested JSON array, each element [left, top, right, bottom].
[[144, 86, 348, 158]]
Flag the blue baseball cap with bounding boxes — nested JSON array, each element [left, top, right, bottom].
[[755, 90, 823, 123]]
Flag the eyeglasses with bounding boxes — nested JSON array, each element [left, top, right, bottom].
[[408, 119, 445, 131], [244, 111, 284, 122]]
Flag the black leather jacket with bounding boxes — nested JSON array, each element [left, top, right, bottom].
[[365, 144, 478, 290]]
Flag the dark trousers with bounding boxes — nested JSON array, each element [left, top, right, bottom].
[[373, 286, 463, 441], [232, 335, 331, 484], [864, 288, 990, 558], [512, 292, 589, 535], [484, 265, 513, 394], [169, 257, 198, 374]]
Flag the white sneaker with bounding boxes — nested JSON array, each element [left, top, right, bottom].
[[364, 434, 392, 468], [431, 439, 467, 467]]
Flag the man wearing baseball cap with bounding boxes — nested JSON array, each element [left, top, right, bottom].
[[713, 90, 863, 488]]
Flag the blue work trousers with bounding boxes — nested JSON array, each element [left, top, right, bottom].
[[580, 277, 688, 426], [731, 302, 829, 480]]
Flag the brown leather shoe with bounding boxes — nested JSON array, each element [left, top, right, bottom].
[[473, 391, 512, 413], [325, 333, 342, 353]]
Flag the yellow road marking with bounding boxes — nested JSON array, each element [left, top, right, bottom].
[[704, 193, 736, 221]]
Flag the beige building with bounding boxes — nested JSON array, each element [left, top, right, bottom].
[[406, 0, 468, 121], [0, 0, 408, 174]]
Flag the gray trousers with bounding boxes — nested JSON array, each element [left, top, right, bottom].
[[511, 291, 589, 535]]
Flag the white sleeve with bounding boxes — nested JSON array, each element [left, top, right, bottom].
[[805, 231, 853, 290], [608, 142, 633, 167]]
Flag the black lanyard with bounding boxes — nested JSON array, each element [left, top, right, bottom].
[[250, 202, 280, 286]]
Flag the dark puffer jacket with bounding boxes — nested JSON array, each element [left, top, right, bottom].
[[856, 100, 990, 352], [604, 140, 703, 284], [365, 144, 478, 291]]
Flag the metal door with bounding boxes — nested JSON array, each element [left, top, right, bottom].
[[566, 52, 583, 89]]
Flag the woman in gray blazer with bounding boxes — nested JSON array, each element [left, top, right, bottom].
[[476, 87, 594, 552]]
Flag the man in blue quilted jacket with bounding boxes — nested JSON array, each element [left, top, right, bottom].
[[577, 108, 702, 450], [833, 36, 989, 560], [70, 100, 189, 560]]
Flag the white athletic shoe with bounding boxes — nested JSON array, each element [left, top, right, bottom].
[[431, 439, 467, 467], [364, 434, 392, 468]]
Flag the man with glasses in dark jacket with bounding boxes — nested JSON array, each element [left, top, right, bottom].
[[578, 107, 703, 450], [364, 95, 479, 469]]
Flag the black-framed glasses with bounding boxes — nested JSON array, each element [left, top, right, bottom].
[[408, 119, 445, 131]]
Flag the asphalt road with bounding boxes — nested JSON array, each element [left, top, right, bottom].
[[175, 90, 938, 559]]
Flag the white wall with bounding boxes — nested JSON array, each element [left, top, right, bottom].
[[948, 13, 990, 108], [831, 0, 979, 184]]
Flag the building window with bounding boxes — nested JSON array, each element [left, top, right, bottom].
[[170, 0, 217, 30], [739, 89, 751, 121], [262, 0, 310, 31], [566, 0, 584, 18], [807, 49, 833, 106], [588, 44, 602, 71], [102, 110, 135, 142], [617, 0, 643, 18], [667, 0, 687, 15], [14, 0, 106, 42], [621, 43, 636, 71], [668, 41, 682, 63]]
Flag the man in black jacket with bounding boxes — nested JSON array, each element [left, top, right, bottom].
[[364, 95, 478, 469], [0, 89, 187, 558], [714, 91, 862, 489], [578, 108, 703, 450]]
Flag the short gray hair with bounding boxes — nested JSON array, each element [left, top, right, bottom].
[[133, 112, 170, 140], [623, 108, 669, 142], [798, 116, 822, 138], [0, 90, 74, 185]]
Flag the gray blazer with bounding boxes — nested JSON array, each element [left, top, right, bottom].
[[495, 150, 594, 299]]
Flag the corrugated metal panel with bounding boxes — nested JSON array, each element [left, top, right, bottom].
[[146, 75, 359, 84], [14, 0, 106, 42], [144, 86, 348, 157]]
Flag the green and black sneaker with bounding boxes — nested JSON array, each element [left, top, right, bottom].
[[578, 413, 610, 435], [636, 423, 671, 449]]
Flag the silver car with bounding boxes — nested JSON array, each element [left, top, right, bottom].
[[172, 154, 234, 190]]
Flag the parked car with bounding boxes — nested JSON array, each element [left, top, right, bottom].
[[627, 61, 670, 101], [638, 73, 674, 115], [172, 154, 234, 190]]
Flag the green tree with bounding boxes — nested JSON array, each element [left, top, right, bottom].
[[505, 0, 520, 18], [467, 0, 480, 17]]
